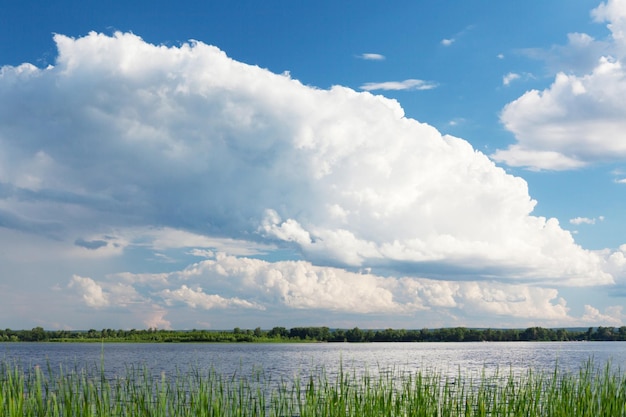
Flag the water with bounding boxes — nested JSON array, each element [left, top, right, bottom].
[[2, 341, 626, 381]]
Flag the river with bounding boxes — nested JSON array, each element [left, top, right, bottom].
[[2, 341, 626, 381]]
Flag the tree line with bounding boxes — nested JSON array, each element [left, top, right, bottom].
[[2, 326, 626, 343]]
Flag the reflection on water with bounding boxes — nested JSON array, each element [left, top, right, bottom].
[[2, 341, 625, 381]]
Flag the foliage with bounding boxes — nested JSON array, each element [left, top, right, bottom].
[[1, 325, 625, 343]]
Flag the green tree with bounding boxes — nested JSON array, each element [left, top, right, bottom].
[[345, 327, 364, 342], [30, 327, 46, 341], [268, 327, 289, 338]]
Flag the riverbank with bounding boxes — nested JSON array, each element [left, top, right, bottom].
[[1, 359, 624, 416], [3, 325, 625, 343]]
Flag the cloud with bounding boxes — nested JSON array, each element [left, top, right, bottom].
[[358, 53, 385, 61], [69, 275, 109, 308], [491, 145, 588, 171], [592, 0, 626, 50], [493, 1, 626, 170], [143, 307, 172, 330], [581, 304, 623, 326], [140, 227, 276, 255], [359, 79, 438, 91], [160, 285, 264, 310], [570, 216, 604, 225], [502, 72, 533, 87], [440, 25, 475, 48], [458, 283, 570, 321], [519, 32, 612, 75], [447, 118, 466, 127], [441, 38, 455, 47], [79, 253, 577, 324], [493, 59, 626, 170], [502, 72, 521, 86], [0, 31, 616, 298], [188, 248, 215, 258], [74, 238, 108, 250]]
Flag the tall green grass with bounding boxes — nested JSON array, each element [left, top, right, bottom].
[[1, 359, 625, 416]]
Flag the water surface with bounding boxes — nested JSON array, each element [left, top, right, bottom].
[[2, 341, 625, 380]]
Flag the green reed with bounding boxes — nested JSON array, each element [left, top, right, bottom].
[[1, 359, 626, 416]]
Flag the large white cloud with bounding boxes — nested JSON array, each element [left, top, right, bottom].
[[73, 251, 623, 328], [0, 31, 614, 289], [91, 253, 575, 324], [493, 0, 626, 170]]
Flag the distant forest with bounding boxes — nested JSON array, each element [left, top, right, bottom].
[[2, 326, 626, 343]]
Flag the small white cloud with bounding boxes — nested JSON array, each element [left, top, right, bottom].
[[447, 118, 466, 127], [188, 248, 215, 258], [503, 72, 521, 86], [441, 25, 475, 48], [616, 178, 626, 184], [360, 79, 437, 91], [497, 53, 505, 59], [358, 53, 385, 61], [69, 275, 109, 308], [491, 145, 587, 171], [570, 216, 602, 225], [152, 253, 177, 263]]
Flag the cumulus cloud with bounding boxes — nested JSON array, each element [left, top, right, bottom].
[[493, 59, 626, 170], [592, 0, 626, 50], [602, 243, 626, 283], [75, 251, 624, 327], [581, 304, 623, 326], [359, 79, 438, 91], [160, 285, 264, 310], [458, 283, 570, 321], [0, 30, 617, 296], [69, 275, 109, 308], [83, 253, 576, 324], [143, 307, 172, 330], [493, 0, 626, 170]]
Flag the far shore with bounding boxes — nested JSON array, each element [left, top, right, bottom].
[[2, 325, 624, 343]]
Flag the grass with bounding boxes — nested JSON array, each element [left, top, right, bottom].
[[1, 359, 625, 416]]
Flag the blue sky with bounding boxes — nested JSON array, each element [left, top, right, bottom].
[[2, 0, 626, 330]]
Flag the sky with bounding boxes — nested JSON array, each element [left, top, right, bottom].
[[2, 0, 626, 331]]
